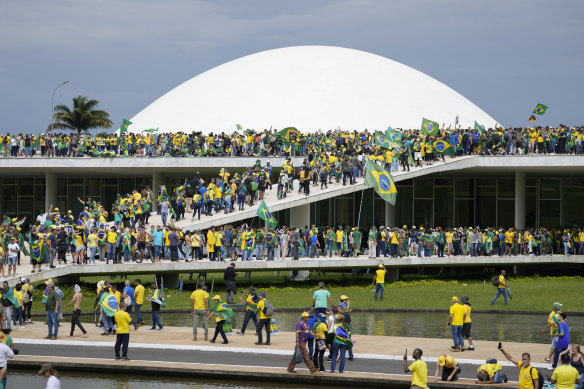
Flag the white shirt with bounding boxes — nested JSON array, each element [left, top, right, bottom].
[[0, 343, 14, 368], [327, 314, 336, 334], [46, 375, 61, 389], [7, 242, 19, 258]]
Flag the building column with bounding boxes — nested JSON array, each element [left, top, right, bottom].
[[514, 171, 526, 230], [290, 203, 310, 228], [385, 203, 397, 228], [45, 172, 57, 211], [152, 171, 164, 212]]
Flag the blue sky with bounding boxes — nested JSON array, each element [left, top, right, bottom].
[[0, 0, 582, 133]]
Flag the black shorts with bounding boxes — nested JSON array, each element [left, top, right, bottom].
[[462, 322, 472, 338]]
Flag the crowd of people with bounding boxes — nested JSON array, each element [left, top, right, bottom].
[[1, 125, 583, 160]]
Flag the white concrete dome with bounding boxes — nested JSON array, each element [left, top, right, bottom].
[[128, 46, 498, 134]]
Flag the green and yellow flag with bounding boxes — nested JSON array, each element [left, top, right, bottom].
[[120, 118, 132, 134], [236, 124, 242, 131], [276, 127, 300, 143], [533, 103, 548, 115], [474, 121, 485, 134], [212, 301, 235, 321], [433, 139, 456, 156], [100, 292, 119, 317], [364, 161, 397, 205], [257, 200, 278, 228], [386, 126, 402, 143], [30, 239, 46, 264], [374, 131, 390, 148], [421, 118, 440, 137]]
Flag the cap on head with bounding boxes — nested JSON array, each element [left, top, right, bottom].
[[301, 312, 310, 317], [438, 355, 446, 366], [259, 292, 266, 298], [553, 302, 563, 309], [378, 264, 383, 268], [340, 295, 348, 300], [212, 295, 221, 300], [451, 296, 458, 302]]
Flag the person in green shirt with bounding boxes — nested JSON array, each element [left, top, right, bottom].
[[44, 283, 60, 339], [351, 228, 361, 257]]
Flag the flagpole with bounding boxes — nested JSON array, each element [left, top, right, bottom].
[[357, 188, 365, 228]]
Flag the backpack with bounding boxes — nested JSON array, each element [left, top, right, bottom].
[[262, 300, 274, 316], [492, 276, 500, 286], [530, 366, 544, 389]]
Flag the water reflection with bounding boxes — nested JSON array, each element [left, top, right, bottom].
[[79, 311, 582, 343]]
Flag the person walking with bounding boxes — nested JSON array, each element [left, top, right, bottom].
[[122, 280, 138, 329], [237, 286, 259, 336], [491, 270, 509, 305], [309, 313, 328, 372], [312, 282, 334, 315], [114, 302, 132, 360], [553, 312, 570, 369], [433, 354, 461, 382], [255, 292, 272, 345], [190, 282, 209, 341], [288, 312, 318, 374], [460, 296, 475, 350], [62, 284, 87, 337], [372, 264, 387, 301], [133, 279, 145, 326], [542, 302, 562, 363], [44, 283, 60, 340], [223, 263, 239, 304], [448, 296, 466, 352], [147, 284, 164, 331], [207, 295, 229, 344], [499, 347, 539, 389], [330, 314, 353, 373], [404, 348, 428, 388]]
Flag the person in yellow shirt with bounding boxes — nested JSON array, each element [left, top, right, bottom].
[[505, 228, 514, 256], [106, 227, 118, 264], [372, 264, 387, 301], [207, 227, 216, 261], [133, 279, 145, 326], [404, 348, 428, 389], [460, 296, 475, 350], [476, 360, 505, 384], [499, 347, 539, 389], [190, 282, 209, 341], [448, 296, 467, 352], [542, 302, 562, 362], [491, 270, 509, 305], [433, 354, 460, 382], [551, 353, 580, 388], [255, 292, 272, 345], [114, 302, 132, 360]]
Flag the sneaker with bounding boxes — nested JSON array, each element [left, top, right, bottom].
[[101, 332, 109, 336], [221, 341, 229, 344], [264, 342, 271, 345], [348, 357, 354, 361], [121, 356, 129, 360], [209, 340, 216, 343], [236, 332, 244, 335], [44, 336, 52, 339], [254, 341, 263, 345], [51, 336, 57, 340], [115, 356, 121, 360], [467, 346, 475, 351], [157, 328, 163, 331]]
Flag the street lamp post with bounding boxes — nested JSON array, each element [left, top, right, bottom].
[[50, 80, 69, 131]]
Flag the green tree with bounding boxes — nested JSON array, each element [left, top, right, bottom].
[[48, 96, 113, 134]]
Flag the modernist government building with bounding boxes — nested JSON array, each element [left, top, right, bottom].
[[1, 46, 582, 230]]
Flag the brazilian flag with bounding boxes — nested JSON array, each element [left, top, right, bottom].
[[30, 239, 46, 265], [97, 227, 107, 245], [212, 301, 235, 321], [421, 118, 440, 137], [433, 140, 456, 156], [257, 200, 277, 228], [474, 121, 485, 134], [276, 127, 300, 143], [236, 124, 242, 131], [386, 126, 402, 143], [364, 161, 397, 205], [374, 131, 390, 148], [120, 118, 132, 134], [533, 103, 548, 115], [100, 292, 119, 317]]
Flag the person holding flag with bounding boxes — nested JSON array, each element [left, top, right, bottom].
[[99, 286, 118, 335], [363, 160, 397, 206], [206, 295, 234, 344], [147, 283, 164, 331]]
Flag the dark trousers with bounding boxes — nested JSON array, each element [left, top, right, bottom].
[[114, 333, 130, 358], [240, 310, 258, 334], [70, 308, 87, 335], [442, 366, 461, 381], [170, 245, 178, 261], [312, 340, 326, 371], [58, 249, 67, 263], [24, 301, 33, 320], [212, 320, 228, 343], [256, 318, 271, 343]]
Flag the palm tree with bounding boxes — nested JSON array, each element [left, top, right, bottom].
[[48, 96, 113, 134]]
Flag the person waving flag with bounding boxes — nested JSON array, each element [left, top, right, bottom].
[[257, 201, 277, 228], [364, 161, 397, 205]]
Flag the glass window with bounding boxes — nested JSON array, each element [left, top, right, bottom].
[[356, 190, 373, 228], [497, 200, 514, 228], [414, 199, 433, 227], [372, 192, 385, 227], [434, 187, 453, 228], [85, 178, 100, 197], [526, 186, 537, 228], [526, 178, 537, 186], [35, 178, 46, 185], [498, 178, 515, 199], [335, 195, 354, 226], [19, 178, 34, 195], [563, 187, 584, 226], [119, 178, 137, 196], [102, 178, 118, 186], [2, 178, 16, 185], [454, 199, 474, 227], [396, 186, 412, 227], [35, 184, 45, 201], [477, 178, 496, 186], [540, 200, 560, 227], [57, 178, 67, 196], [434, 179, 453, 187], [476, 186, 496, 227], [2, 185, 17, 217], [455, 179, 474, 198], [563, 178, 584, 187], [414, 179, 433, 198], [540, 179, 561, 200]]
